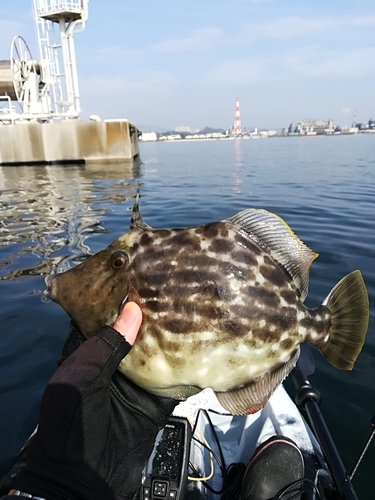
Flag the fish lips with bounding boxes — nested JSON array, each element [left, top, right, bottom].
[[44, 275, 57, 301], [119, 292, 129, 315]]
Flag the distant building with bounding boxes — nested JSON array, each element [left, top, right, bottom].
[[297, 118, 335, 135], [175, 126, 199, 133], [340, 127, 358, 135], [355, 123, 367, 131], [159, 134, 182, 141], [140, 132, 158, 142], [259, 130, 277, 138]]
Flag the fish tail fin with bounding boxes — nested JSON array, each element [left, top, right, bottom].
[[321, 270, 369, 370]]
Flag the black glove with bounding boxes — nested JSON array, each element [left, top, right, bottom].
[[2, 319, 178, 500]]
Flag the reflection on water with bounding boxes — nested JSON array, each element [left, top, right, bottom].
[[232, 138, 244, 194], [0, 161, 141, 279], [0, 161, 142, 475]]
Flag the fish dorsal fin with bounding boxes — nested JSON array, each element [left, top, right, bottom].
[[130, 193, 153, 230], [215, 348, 300, 416], [226, 209, 318, 301]]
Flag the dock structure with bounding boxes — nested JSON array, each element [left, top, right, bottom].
[[0, 119, 139, 166], [0, 0, 139, 165]]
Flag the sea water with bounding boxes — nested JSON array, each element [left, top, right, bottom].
[[0, 135, 374, 498]]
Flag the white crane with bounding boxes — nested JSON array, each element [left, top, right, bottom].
[[0, 0, 89, 123]]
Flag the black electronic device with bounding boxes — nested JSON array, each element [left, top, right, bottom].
[[140, 416, 192, 500]]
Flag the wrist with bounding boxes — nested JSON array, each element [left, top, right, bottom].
[[6, 489, 47, 499], [7, 452, 113, 500]]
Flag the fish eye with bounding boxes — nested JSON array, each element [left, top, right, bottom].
[[110, 251, 129, 270]]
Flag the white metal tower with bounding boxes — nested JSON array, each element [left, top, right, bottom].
[[33, 0, 89, 118]]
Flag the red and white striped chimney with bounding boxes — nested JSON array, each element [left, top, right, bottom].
[[234, 97, 242, 135]]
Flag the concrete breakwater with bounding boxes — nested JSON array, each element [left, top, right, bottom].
[[0, 119, 139, 165]]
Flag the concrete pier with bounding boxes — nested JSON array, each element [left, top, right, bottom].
[[0, 119, 139, 165]]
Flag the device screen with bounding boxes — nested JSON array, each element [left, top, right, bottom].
[[146, 424, 184, 482]]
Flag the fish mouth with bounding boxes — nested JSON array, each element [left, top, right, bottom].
[[119, 292, 129, 315], [44, 275, 54, 299]]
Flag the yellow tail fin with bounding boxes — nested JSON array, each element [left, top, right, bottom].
[[321, 270, 369, 370]]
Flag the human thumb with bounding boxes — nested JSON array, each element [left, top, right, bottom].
[[113, 302, 142, 346]]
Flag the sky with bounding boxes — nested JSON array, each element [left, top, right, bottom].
[[0, 0, 374, 131]]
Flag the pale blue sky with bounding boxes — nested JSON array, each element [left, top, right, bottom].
[[1, 0, 374, 131]]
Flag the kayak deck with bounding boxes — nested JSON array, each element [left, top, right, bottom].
[[172, 385, 333, 499]]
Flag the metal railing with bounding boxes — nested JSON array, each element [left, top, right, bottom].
[[35, 0, 83, 15], [0, 95, 16, 124]]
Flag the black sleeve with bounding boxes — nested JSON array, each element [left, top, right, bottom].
[[1, 325, 178, 500]]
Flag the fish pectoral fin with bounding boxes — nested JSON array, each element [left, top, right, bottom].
[[225, 209, 318, 301], [215, 348, 300, 416]]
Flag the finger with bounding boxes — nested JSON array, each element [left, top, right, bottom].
[[113, 302, 142, 346]]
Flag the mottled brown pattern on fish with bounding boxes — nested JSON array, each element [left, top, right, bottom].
[[190, 253, 221, 269], [252, 326, 281, 343], [218, 319, 249, 337], [177, 233, 203, 252], [161, 317, 197, 334], [202, 223, 219, 238], [197, 303, 229, 320], [137, 287, 160, 299], [174, 269, 206, 284], [280, 338, 294, 350], [145, 300, 165, 313], [157, 229, 173, 238], [280, 289, 297, 303], [260, 264, 289, 288], [47, 216, 337, 398], [281, 306, 297, 317], [146, 273, 169, 286], [246, 286, 280, 309], [209, 238, 234, 254], [130, 242, 140, 252], [138, 247, 175, 263], [220, 226, 229, 238], [140, 233, 153, 246], [231, 249, 258, 267], [303, 305, 331, 348], [277, 314, 297, 331]]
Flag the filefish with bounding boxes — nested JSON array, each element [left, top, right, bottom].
[[44, 197, 369, 415]]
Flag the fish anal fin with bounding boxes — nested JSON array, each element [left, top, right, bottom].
[[215, 348, 300, 416]]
